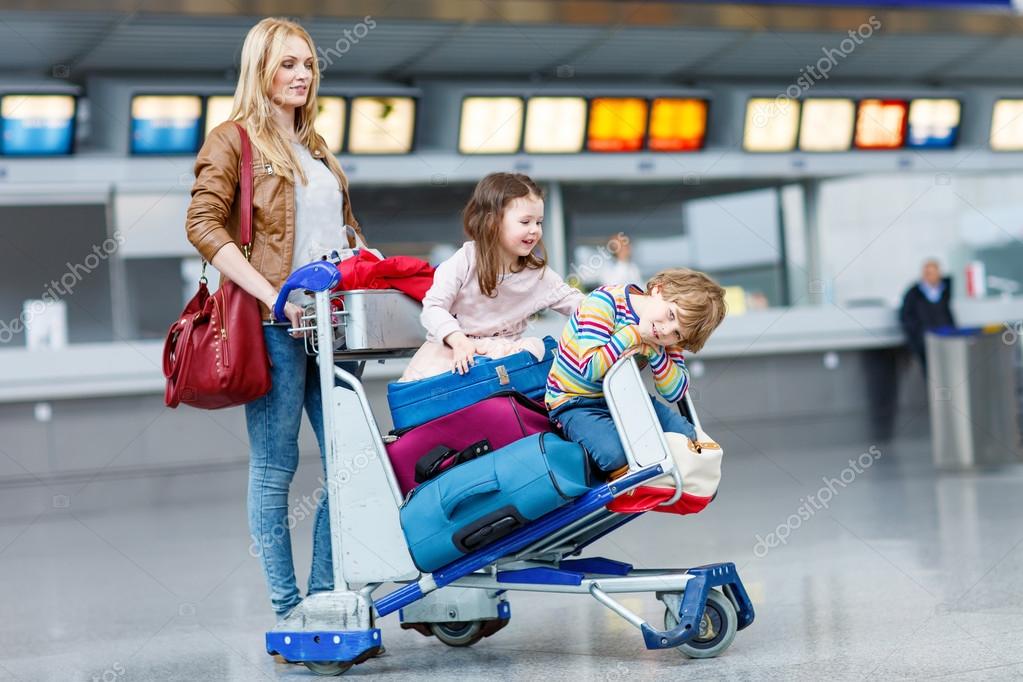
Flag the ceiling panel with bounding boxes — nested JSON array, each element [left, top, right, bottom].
[[0, 11, 117, 71], [696, 31, 863, 78], [0, 9, 1016, 84], [941, 36, 1023, 79], [404, 23, 607, 75], [570, 28, 743, 78], [825, 34, 994, 80]]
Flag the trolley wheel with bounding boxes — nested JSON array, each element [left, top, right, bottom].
[[429, 620, 485, 647], [303, 661, 353, 676], [664, 589, 738, 659]]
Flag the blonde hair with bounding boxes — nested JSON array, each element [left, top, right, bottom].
[[462, 172, 547, 297], [646, 268, 727, 353], [229, 17, 344, 186]]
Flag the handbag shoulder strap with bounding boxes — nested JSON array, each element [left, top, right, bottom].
[[232, 122, 254, 254]]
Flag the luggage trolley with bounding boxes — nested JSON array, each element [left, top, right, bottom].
[[266, 262, 755, 676]]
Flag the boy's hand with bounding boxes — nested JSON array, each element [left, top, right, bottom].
[[620, 346, 646, 361]]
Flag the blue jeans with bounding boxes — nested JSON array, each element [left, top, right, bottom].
[[245, 324, 361, 618], [552, 395, 697, 474]]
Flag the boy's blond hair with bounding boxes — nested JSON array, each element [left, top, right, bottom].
[[646, 268, 726, 353]]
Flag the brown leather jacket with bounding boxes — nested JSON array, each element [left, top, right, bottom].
[[185, 121, 364, 318]]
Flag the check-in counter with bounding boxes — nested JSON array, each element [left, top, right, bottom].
[[2, 296, 1019, 402], [1, 297, 1020, 485]]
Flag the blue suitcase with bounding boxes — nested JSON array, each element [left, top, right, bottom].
[[399, 432, 592, 572], [388, 336, 557, 431]]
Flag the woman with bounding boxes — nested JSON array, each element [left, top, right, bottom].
[[185, 17, 365, 625]]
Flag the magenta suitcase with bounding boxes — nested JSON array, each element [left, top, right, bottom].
[[386, 391, 552, 495]]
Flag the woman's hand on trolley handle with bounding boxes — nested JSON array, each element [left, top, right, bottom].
[[210, 241, 304, 337], [268, 298, 304, 338]]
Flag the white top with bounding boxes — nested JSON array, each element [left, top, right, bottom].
[[600, 260, 643, 288], [421, 241, 584, 344], [291, 142, 346, 275]]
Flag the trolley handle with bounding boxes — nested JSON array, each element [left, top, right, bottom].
[[273, 261, 340, 322]]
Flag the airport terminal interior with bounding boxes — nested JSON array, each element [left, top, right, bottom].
[[2, 1, 1023, 680]]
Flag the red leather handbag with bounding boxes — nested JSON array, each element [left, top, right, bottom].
[[163, 123, 271, 409]]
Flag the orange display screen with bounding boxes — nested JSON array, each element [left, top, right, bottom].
[[587, 97, 648, 152], [648, 98, 707, 151], [854, 99, 908, 150]]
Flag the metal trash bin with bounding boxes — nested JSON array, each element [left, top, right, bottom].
[[926, 326, 1022, 470]]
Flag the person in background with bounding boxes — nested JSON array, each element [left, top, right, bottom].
[[899, 259, 956, 372], [599, 233, 642, 287]]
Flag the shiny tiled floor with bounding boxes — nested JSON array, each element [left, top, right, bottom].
[[3, 421, 1023, 681]]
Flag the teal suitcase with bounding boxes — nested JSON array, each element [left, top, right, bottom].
[[399, 432, 592, 572]]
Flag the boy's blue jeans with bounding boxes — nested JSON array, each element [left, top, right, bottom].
[[551, 395, 697, 474], [245, 324, 361, 618]]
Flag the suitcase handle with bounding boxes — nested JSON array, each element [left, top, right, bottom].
[[440, 466, 500, 519]]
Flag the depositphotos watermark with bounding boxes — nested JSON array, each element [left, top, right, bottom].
[[565, 232, 631, 289], [753, 445, 882, 558], [248, 444, 378, 557], [316, 16, 377, 72], [0, 230, 126, 343], [752, 16, 882, 129]]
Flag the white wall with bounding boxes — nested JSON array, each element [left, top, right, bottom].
[[818, 171, 1023, 307]]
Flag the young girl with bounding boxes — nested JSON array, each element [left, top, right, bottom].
[[401, 172, 583, 381]]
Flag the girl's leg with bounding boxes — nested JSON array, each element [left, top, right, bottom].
[[245, 326, 308, 618]]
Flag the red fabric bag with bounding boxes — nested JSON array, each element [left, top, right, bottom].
[[336, 249, 435, 301], [606, 487, 713, 516], [163, 123, 271, 409]]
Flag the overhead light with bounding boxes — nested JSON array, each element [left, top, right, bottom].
[[459, 97, 523, 154], [854, 99, 908, 150], [0, 94, 75, 156], [906, 99, 960, 149], [348, 96, 415, 154], [523, 97, 586, 153], [648, 98, 707, 152], [798, 99, 854, 152], [991, 99, 1023, 151], [587, 97, 648, 152], [131, 95, 203, 155], [743, 98, 799, 152]]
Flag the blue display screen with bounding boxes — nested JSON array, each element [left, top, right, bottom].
[[130, 95, 203, 155], [131, 118, 201, 155], [0, 95, 75, 156]]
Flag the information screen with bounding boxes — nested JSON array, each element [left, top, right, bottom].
[[854, 99, 908, 149], [990, 99, 1023, 151], [348, 96, 415, 154], [744, 98, 800, 152], [798, 99, 855, 152], [524, 97, 586, 153], [906, 99, 960, 148], [131, 95, 202, 155], [0, 94, 75, 155], [648, 98, 707, 151], [587, 97, 648, 152], [459, 97, 523, 154]]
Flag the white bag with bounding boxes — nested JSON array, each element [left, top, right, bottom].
[[649, 431, 723, 498]]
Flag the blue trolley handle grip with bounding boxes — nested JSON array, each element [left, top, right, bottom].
[[273, 261, 341, 323]]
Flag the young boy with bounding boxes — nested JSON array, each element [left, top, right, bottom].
[[546, 268, 727, 475]]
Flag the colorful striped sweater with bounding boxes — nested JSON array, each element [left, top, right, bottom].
[[545, 284, 690, 412]]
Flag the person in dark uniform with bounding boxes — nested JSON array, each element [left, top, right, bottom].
[[899, 259, 956, 372]]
